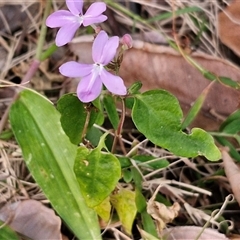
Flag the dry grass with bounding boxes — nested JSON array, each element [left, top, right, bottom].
[[0, 0, 238, 239]]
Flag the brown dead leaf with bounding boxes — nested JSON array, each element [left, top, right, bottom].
[[218, 0, 240, 57], [221, 148, 240, 206], [147, 185, 180, 232], [161, 226, 229, 240], [0, 199, 62, 240], [70, 40, 240, 131]]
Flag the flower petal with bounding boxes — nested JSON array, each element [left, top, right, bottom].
[[55, 22, 80, 46], [82, 15, 107, 27], [92, 30, 108, 63], [66, 0, 83, 15], [77, 75, 102, 102], [84, 2, 106, 17], [59, 61, 93, 77], [100, 69, 127, 95], [100, 36, 119, 65], [46, 10, 74, 28]]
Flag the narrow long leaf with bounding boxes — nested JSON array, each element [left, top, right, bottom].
[[9, 90, 101, 240]]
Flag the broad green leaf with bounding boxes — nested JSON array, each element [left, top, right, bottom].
[[103, 95, 119, 130], [0, 221, 19, 240], [57, 93, 100, 145], [74, 146, 121, 207], [9, 90, 101, 240], [110, 189, 137, 235], [132, 90, 221, 161]]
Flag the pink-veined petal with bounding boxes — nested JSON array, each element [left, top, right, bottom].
[[77, 75, 102, 102], [82, 15, 107, 26], [100, 36, 119, 65], [84, 2, 106, 17], [66, 0, 83, 15], [100, 69, 127, 95], [55, 22, 80, 46], [92, 30, 108, 63], [59, 61, 93, 77], [46, 10, 74, 28]]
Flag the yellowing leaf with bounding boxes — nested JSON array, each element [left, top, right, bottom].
[[110, 189, 137, 235], [94, 197, 111, 222]]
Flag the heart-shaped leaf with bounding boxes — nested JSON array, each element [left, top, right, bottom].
[[74, 146, 121, 207], [132, 90, 221, 160]]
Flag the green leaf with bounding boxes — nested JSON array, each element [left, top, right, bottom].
[[0, 221, 20, 240], [128, 81, 143, 94], [146, 6, 202, 23], [133, 155, 169, 170], [132, 90, 221, 161], [103, 95, 119, 130], [110, 189, 137, 235], [181, 82, 212, 129], [74, 146, 121, 207], [9, 90, 101, 240], [215, 137, 240, 162], [138, 227, 160, 240], [0, 129, 13, 140], [220, 110, 240, 134], [135, 188, 147, 213], [57, 93, 100, 145], [219, 76, 240, 89], [122, 169, 133, 183], [141, 210, 158, 238]]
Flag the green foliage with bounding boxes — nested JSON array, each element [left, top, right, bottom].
[[0, 221, 20, 240], [57, 93, 100, 144], [74, 134, 121, 207], [132, 90, 221, 161], [9, 90, 101, 240], [103, 94, 119, 130]]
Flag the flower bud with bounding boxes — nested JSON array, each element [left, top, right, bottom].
[[120, 34, 133, 50]]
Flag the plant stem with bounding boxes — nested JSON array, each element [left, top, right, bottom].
[[21, 0, 52, 84], [36, 0, 52, 61], [111, 98, 126, 154], [81, 106, 91, 141]]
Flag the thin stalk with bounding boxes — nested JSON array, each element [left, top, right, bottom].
[[111, 98, 126, 154], [36, 0, 52, 61], [81, 106, 91, 141]]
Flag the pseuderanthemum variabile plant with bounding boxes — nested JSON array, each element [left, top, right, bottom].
[[46, 0, 107, 46], [59, 30, 127, 103]]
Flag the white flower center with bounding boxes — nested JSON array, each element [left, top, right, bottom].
[[74, 15, 84, 25]]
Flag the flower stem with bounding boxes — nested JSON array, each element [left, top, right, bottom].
[[81, 105, 91, 142], [36, 0, 52, 61], [21, 0, 52, 84], [111, 97, 126, 154]]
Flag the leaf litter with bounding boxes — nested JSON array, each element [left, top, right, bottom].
[[1, 0, 240, 239]]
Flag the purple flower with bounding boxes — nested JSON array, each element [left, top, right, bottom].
[[46, 0, 107, 46], [59, 30, 127, 103]]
